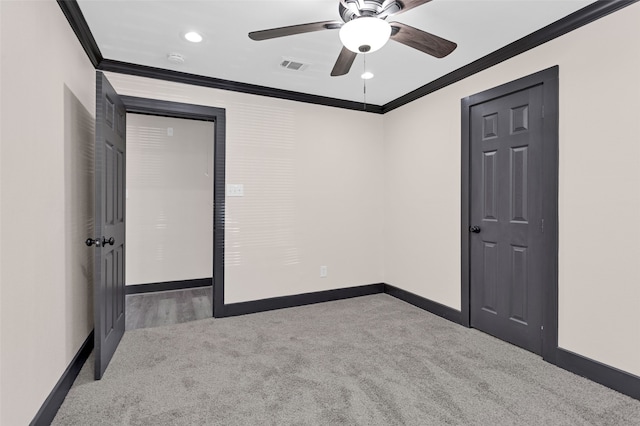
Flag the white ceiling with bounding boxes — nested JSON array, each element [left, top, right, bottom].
[[77, 0, 597, 105]]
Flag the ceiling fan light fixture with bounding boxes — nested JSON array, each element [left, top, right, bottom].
[[339, 17, 391, 54]]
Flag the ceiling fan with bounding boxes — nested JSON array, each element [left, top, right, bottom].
[[248, 0, 457, 77]]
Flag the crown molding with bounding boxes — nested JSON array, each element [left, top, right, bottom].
[[381, 0, 639, 113], [99, 59, 384, 114], [58, 0, 638, 114], [57, 0, 102, 67]]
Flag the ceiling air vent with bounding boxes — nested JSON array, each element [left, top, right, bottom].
[[167, 52, 185, 64], [280, 59, 308, 71]]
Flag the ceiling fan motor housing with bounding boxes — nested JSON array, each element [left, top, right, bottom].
[[339, 0, 402, 22]]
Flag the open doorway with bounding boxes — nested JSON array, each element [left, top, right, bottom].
[[124, 113, 214, 330], [93, 72, 226, 378]]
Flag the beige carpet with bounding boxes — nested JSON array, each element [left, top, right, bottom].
[[53, 294, 640, 425]]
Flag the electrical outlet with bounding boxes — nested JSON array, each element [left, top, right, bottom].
[[320, 266, 328, 278]]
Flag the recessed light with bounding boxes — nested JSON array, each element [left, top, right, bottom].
[[361, 71, 374, 80], [184, 31, 203, 43]]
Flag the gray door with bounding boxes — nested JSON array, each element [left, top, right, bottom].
[[93, 72, 126, 379], [469, 84, 544, 354]]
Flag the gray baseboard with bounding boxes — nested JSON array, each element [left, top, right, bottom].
[[220, 282, 463, 322], [384, 283, 462, 324], [556, 348, 640, 401], [125, 278, 212, 295], [222, 283, 385, 317], [382, 283, 639, 402], [30, 330, 94, 426]]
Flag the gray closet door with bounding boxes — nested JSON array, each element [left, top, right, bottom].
[[469, 84, 545, 354]]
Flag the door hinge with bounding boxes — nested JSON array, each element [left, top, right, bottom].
[[542, 105, 545, 118], [541, 218, 544, 233]]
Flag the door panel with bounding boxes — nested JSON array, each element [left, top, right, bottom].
[[470, 85, 543, 354], [482, 241, 498, 314], [509, 245, 528, 324], [94, 72, 126, 379], [483, 151, 498, 220]]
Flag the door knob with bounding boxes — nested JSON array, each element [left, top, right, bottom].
[[102, 237, 115, 246], [85, 238, 101, 247], [85, 237, 114, 247], [469, 226, 481, 233]]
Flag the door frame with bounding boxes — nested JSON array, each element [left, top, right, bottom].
[[120, 94, 226, 318], [460, 66, 559, 362]]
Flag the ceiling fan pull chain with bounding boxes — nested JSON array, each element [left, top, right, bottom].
[[363, 54, 367, 110]]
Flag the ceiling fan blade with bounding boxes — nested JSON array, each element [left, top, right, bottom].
[[331, 47, 357, 77], [390, 22, 457, 58], [249, 21, 342, 41]]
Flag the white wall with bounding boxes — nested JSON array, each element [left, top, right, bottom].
[[104, 72, 386, 304], [126, 114, 214, 285], [383, 3, 640, 377], [0, 0, 96, 424]]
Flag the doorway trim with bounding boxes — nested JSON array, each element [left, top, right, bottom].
[[121, 95, 226, 318], [460, 66, 559, 362]]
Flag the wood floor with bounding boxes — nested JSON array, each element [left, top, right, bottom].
[[125, 287, 213, 331]]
